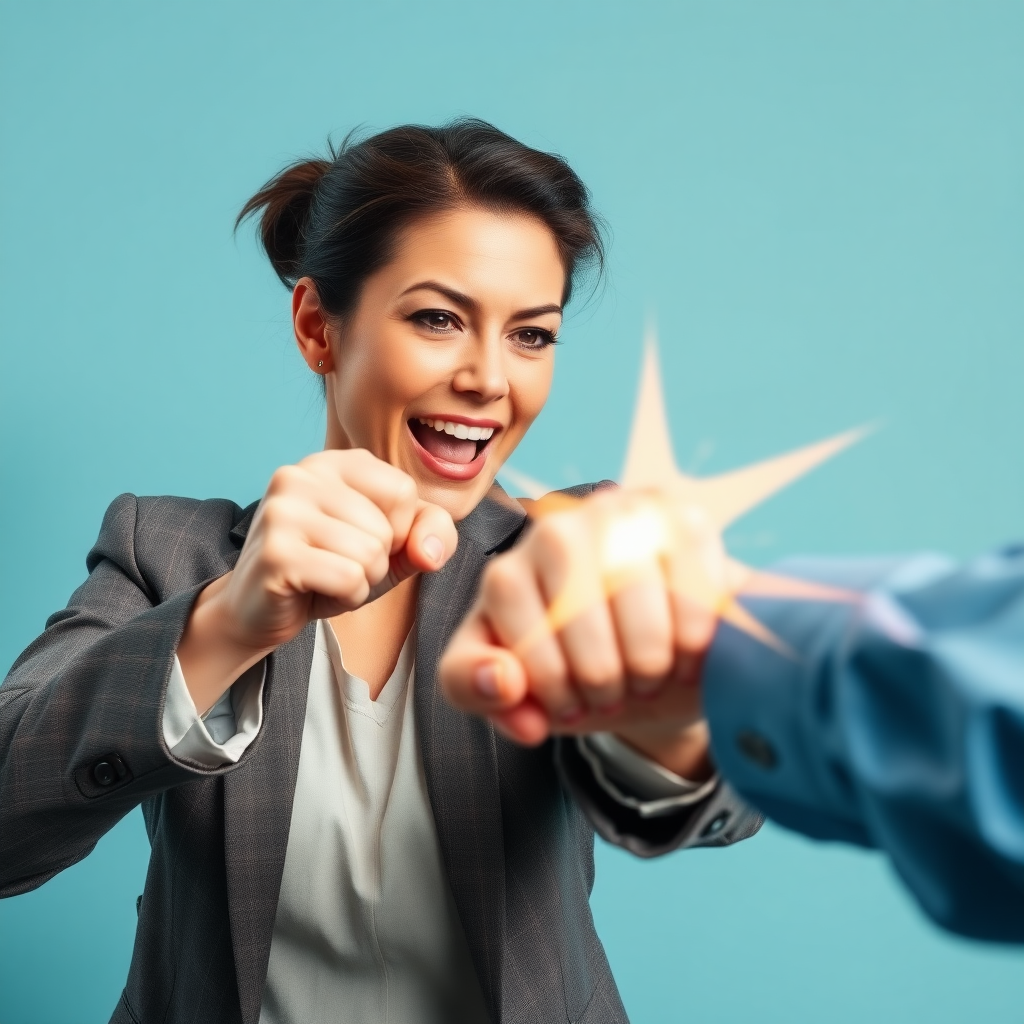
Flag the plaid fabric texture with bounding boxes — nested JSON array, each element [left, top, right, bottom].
[[1, 485, 758, 1023]]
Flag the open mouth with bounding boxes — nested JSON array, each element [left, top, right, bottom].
[[407, 416, 500, 481]]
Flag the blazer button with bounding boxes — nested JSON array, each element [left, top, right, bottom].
[[91, 753, 128, 787], [736, 730, 778, 770], [701, 811, 731, 838]]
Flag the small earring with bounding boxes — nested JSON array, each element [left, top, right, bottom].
[[317, 360, 324, 369]]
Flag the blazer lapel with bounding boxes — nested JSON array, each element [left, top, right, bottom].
[[221, 488, 527, 1024], [223, 624, 315, 1024], [415, 488, 527, 1023], [222, 503, 316, 1024]]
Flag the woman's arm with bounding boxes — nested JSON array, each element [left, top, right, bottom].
[[1, 451, 459, 898], [438, 488, 764, 854], [439, 488, 717, 752], [0, 494, 227, 896], [175, 449, 457, 716]]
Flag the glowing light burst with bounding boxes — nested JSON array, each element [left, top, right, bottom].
[[504, 330, 865, 656]]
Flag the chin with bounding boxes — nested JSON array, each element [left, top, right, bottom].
[[415, 475, 493, 522]]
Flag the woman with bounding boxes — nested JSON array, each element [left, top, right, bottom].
[[0, 120, 759, 1024]]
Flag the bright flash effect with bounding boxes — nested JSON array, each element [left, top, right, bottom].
[[505, 329, 864, 656], [601, 505, 671, 572]]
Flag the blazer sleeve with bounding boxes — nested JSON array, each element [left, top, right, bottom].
[[0, 493, 256, 898], [554, 737, 763, 857], [703, 545, 1024, 942]]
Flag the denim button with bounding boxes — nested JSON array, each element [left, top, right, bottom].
[[736, 730, 778, 769]]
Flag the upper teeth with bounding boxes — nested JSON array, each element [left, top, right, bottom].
[[417, 418, 495, 441]]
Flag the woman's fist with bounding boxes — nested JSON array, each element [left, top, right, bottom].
[[439, 488, 721, 752], [178, 449, 457, 713], [221, 449, 457, 652]]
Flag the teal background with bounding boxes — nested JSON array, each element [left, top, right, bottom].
[[1, 1, 1022, 1020]]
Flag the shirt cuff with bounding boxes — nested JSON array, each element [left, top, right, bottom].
[[577, 733, 719, 818], [162, 655, 265, 767]]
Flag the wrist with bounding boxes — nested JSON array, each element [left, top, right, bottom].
[[612, 719, 714, 781], [179, 575, 274, 716]]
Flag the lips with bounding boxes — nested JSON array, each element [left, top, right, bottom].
[[407, 416, 501, 481]]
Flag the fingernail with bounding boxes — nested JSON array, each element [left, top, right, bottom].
[[422, 534, 445, 564], [473, 662, 501, 699]]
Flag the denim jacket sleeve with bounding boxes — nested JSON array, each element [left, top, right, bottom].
[[703, 545, 1024, 942]]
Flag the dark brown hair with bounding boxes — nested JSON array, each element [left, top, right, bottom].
[[237, 118, 604, 318]]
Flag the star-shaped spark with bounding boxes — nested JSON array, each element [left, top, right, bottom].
[[500, 331, 864, 654]]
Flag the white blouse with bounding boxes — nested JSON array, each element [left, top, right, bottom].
[[164, 622, 489, 1024], [161, 619, 715, 1022]]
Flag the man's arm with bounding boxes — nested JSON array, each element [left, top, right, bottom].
[[703, 545, 1024, 942]]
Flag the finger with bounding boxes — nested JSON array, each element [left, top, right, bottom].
[[300, 511, 392, 587], [264, 465, 396, 553], [280, 543, 375, 611], [439, 612, 554, 746], [608, 563, 674, 698], [669, 592, 718, 655], [490, 698, 552, 747], [305, 449, 420, 552], [314, 483, 396, 552], [438, 608, 529, 713], [390, 500, 458, 580], [556, 604, 626, 713], [478, 553, 583, 722], [530, 517, 625, 714], [663, 502, 723, 655]]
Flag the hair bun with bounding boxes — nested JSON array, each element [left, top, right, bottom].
[[236, 157, 331, 287], [237, 120, 603, 320]]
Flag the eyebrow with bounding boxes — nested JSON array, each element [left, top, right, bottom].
[[399, 280, 563, 320]]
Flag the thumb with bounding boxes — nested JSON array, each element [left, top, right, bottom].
[[370, 501, 458, 599], [438, 607, 529, 713]]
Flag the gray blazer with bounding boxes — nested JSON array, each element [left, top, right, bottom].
[[0, 485, 760, 1024]]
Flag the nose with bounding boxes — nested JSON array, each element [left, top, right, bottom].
[[452, 330, 509, 403]]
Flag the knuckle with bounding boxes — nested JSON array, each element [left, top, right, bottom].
[[336, 448, 373, 478], [526, 657, 569, 698], [259, 495, 294, 531], [481, 556, 528, 605], [573, 658, 623, 693], [335, 558, 368, 594], [376, 519, 396, 553], [632, 618, 673, 660], [533, 514, 576, 553], [258, 532, 291, 570], [365, 550, 391, 585], [365, 533, 389, 565], [267, 464, 302, 495], [629, 641, 674, 679], [394, 474, 418, 504]]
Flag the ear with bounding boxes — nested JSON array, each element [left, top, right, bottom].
[[292, 277, 334, 374]]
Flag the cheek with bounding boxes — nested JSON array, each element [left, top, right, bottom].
[[509, 356, 555, 431], [339, 328, 439, 413]]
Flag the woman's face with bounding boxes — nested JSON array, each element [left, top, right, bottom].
[[293, 207, 565, 520]]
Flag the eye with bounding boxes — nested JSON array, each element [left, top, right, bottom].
[[411, 309, 461, 334], [511, 327, 558, 350]]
